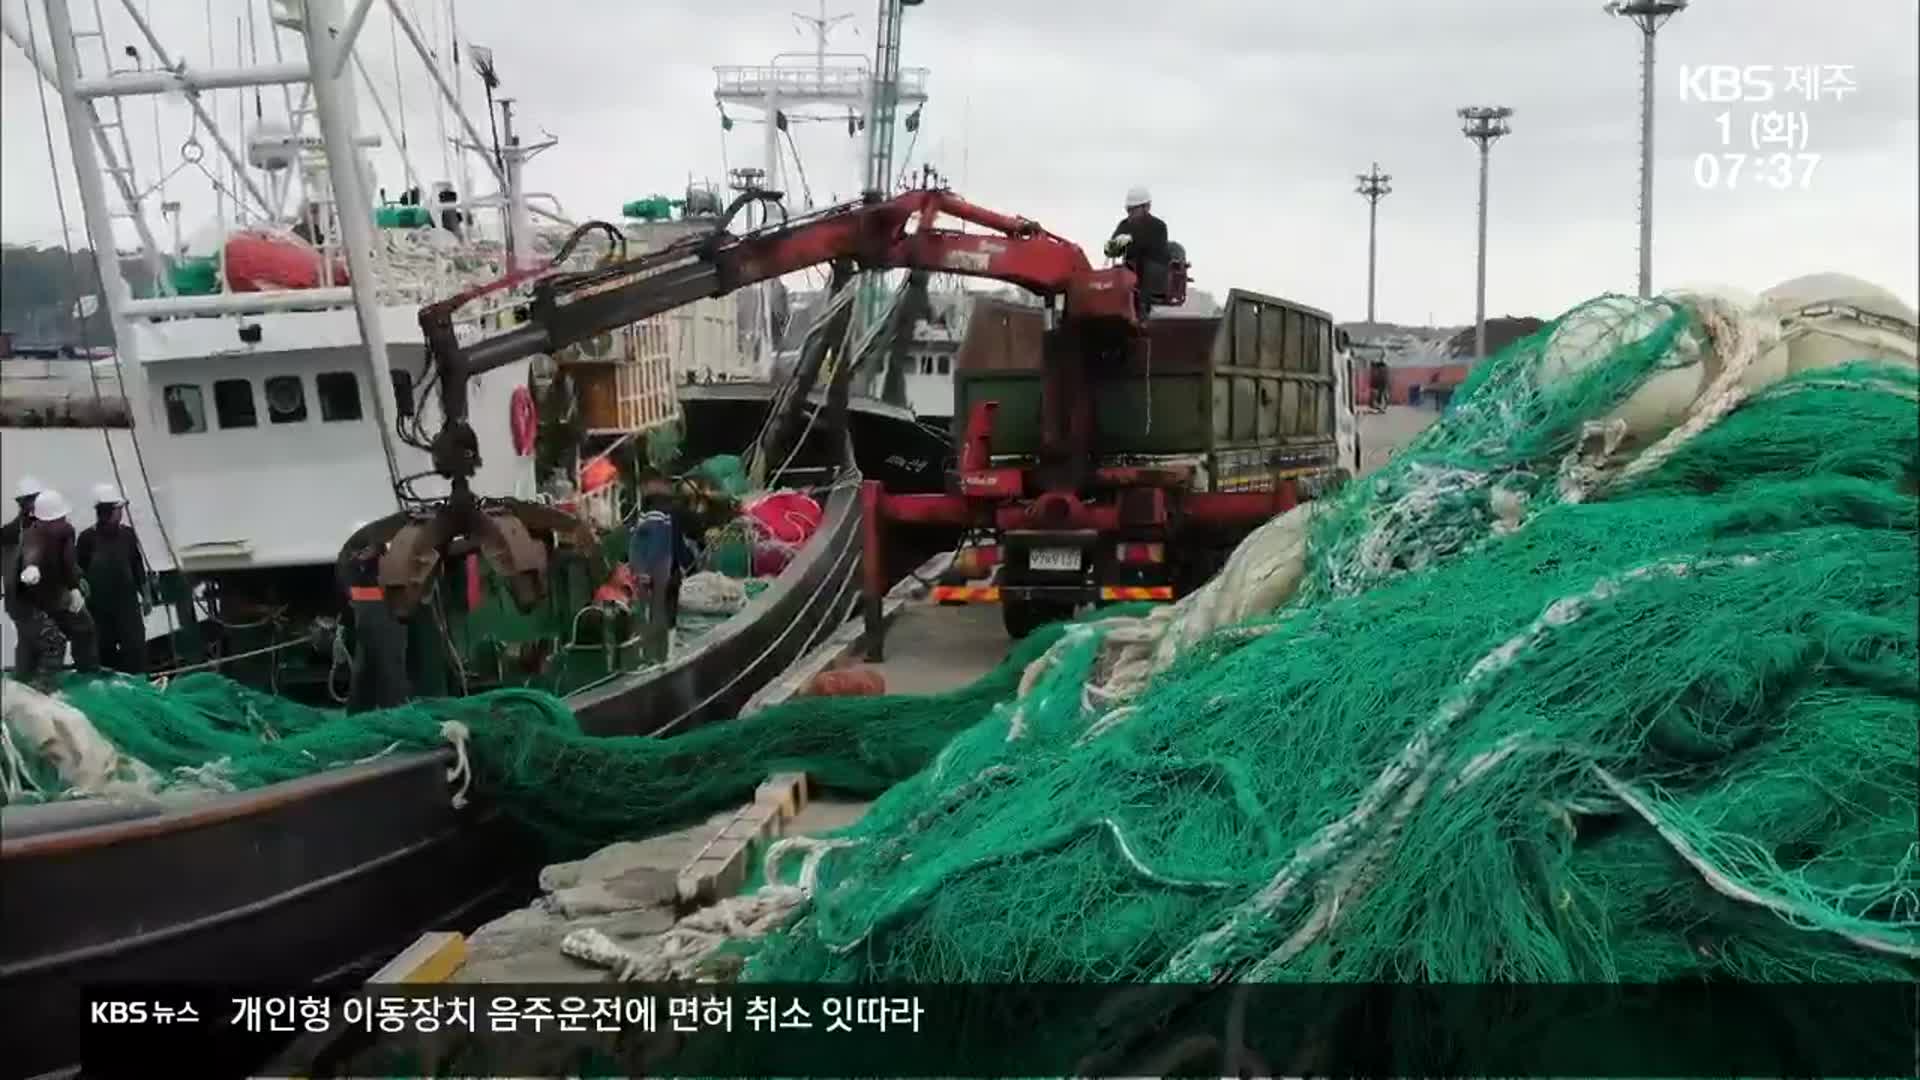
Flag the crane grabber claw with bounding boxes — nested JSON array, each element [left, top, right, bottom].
[[337, 218, 642, 619], [360, 495, 599, 614], [338, 496, 603, 619]]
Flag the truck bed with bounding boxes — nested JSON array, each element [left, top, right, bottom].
[[953, 289, 1341, 490]]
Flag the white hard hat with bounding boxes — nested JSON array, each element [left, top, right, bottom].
[[33, 489, 71, 522], [16, 475, 44, 499], [1124, 186, 1152, 209], [92, 483, 126, 507]]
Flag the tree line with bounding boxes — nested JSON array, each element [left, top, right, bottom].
[[1, 243, 157, 350]]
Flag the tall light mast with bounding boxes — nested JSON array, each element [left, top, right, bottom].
[[1458, 105, 1513, 362]]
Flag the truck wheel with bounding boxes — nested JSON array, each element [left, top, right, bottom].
[[1002, 597, 1072, 639], [1002, 598, 1040, 639]]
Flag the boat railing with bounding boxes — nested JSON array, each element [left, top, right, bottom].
[[713, 63, 929, 102]]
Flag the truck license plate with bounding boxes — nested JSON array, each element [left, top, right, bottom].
[[1029, 547, 1081, 572]]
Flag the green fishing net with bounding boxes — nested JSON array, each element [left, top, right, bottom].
[[690, 454, 751, 498], [15, 606, 1147, 857], [735, 317, 1917, 989]]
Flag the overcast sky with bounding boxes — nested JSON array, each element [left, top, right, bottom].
[[3, 0, 1915, 325]]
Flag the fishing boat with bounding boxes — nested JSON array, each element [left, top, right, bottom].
[[0, 2, 945, 1074]]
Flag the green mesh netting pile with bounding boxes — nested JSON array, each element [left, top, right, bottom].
[[731, 299, 1917, 987], [4, 608, 1142, 857], [4, 291, 1917, 1070]]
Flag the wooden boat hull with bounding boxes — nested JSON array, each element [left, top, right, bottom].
[[0, 752, 535, 1080], [0, 459, 875, 1078]]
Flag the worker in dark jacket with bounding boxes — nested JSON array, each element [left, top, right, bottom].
[[1106, 186, 1171, 309], [342, 525, 409, 713], [14, 488, 99, 684], [76, 484, 150, 675], [3, 475, 43, 671]]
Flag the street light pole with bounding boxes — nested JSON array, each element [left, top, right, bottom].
[[1458, 106, 1513, 362], [1355, 163, 1392, 324], [1606, 1, 1688, 299]]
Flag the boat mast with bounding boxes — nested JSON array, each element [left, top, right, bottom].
[[495, 99, 556, 273], [293, 0, 405, 490], [35, 0, 407, 503]]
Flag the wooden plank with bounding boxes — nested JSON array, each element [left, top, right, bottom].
[[369, 931, 467, 985], [277, 931, 467, 1077]]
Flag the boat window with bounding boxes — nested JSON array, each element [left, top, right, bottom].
[[213, 378, 258, 429], [265, 375, 308, 423], [936, 355, 951, 375], [316, 371, 363, 422], [162, 384, 206, 434], [391, 369, 415, 419]]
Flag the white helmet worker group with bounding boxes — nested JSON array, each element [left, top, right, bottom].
[[12, 480, 129, 605], [14, 483, 124, 524]]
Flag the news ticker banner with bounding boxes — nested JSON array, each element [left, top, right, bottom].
[[84, 981, 1918, 1078]]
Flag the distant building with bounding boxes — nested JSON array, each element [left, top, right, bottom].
[[1343, 321, 1473, 408]]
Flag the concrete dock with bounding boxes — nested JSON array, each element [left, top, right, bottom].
[[450, 587, 1019, 984]]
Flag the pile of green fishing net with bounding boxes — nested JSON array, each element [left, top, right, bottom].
[[23, 607, 1145, 856], [707, 302, 1914, 1070], [739, 303, 1916, 990]]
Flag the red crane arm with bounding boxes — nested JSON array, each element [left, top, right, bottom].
[[422, 188, 1115, 383]]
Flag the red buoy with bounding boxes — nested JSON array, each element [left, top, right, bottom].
[[510, 386, 538, 457]]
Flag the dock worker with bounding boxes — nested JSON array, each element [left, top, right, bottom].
[[1105, 186, 1171, 310], [14, 488, 99, 684], [3, 475, 44, 670], [342, 523, 409, 713], [77, 484, 151, 675]]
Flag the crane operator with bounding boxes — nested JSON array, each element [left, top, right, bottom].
[[1105, 186, 1171, 308]]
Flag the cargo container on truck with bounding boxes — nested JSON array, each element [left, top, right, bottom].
[[866, 288, 1351, 639]]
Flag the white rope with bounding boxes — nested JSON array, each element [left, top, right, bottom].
[[1592, 766, 1920, 959], [351, 740, 404, 765], [327, 622, 353, 704], [560, 874, 821, 983], [148, 636, 309, 678], [1553, 416, 1629, 504], [762, 834, 857, 895], [1074, 705, 1138, 747], [1763, 376, 1920, 403], [440, 719, 471, 809], [172, 757, 238, 793], [1590, 294, 1769, 498], [0, 710, 43, 801], [1097, 817, 1237, 890]]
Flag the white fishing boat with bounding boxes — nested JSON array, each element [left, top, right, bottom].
[[0, 0, 753, 677]]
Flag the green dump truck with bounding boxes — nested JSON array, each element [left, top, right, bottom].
[[935, 288, 1354, 635]]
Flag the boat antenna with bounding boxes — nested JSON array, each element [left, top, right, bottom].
[[470, 43, 502, 175]]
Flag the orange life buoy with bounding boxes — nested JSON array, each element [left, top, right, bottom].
[[579, 456, 618, 494], [509, 386, 537, 456]]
